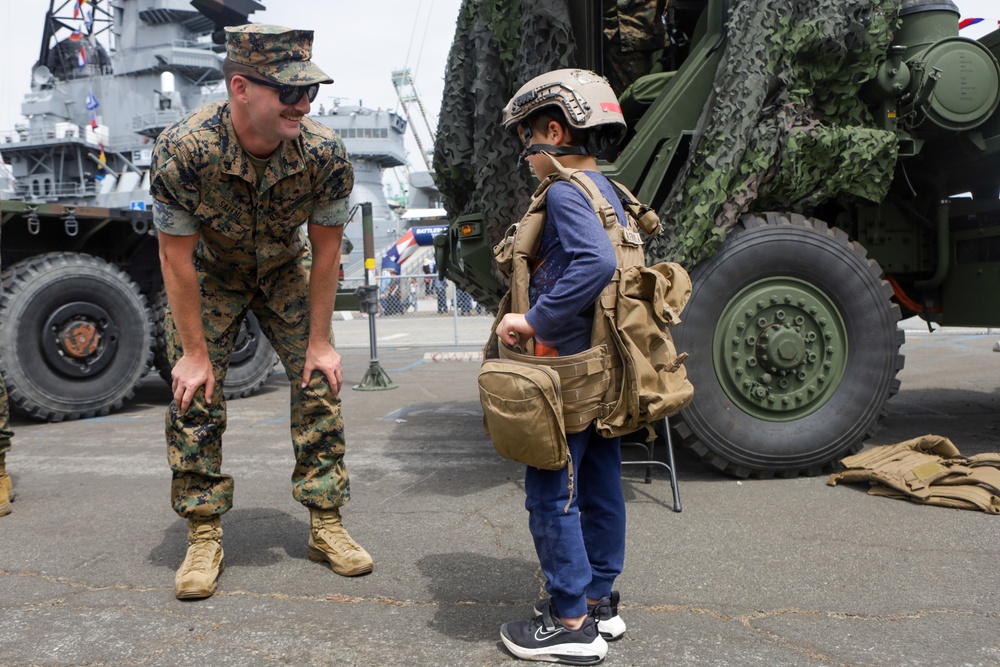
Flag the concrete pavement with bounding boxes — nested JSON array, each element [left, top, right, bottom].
[[1, 328, 999, 666]]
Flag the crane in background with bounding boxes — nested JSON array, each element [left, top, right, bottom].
[[391, 67, 436, 171]]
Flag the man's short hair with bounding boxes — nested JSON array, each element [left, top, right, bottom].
[[221, 58, 260, 95]]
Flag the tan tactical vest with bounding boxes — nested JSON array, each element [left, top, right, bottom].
[[828, 435, 1000, 513], [485, 156, 694, 438]]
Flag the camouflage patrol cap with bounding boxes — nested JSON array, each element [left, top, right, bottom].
[[225, 24, 333, 86]]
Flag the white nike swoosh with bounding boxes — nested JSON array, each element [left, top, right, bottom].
[[534, 626, 566, 642]]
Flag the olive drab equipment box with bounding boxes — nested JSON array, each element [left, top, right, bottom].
[[479, 155, 694, 471]]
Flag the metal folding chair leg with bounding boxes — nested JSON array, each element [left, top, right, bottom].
[[620, 417, 682, 512]]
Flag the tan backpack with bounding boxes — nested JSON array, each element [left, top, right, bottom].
[[479, 156, 694, 471]]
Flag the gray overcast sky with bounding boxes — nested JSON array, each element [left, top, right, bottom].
[[0, 0, 996, 167], [0, 0, 464, 165]]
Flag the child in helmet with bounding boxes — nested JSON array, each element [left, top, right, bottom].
[[496, 68, 630, 665]]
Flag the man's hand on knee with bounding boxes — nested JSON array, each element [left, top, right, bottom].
[[172, 353, 215, 413], [303, 342, 342, 396]]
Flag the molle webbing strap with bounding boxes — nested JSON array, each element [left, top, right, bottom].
[[498, 340, 622, 434], [868, 484, 1000, 513], [609, 179, 663, 237]]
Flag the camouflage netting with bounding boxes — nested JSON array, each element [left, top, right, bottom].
[[434, 0, 903, 266], [652, 0, 903, 264], [433, 0, 577, 247]]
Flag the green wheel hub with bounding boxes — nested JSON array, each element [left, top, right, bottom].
[[713, 277, 848, 422]]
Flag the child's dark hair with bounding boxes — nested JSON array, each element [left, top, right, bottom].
[[526, 107, 586, 146]]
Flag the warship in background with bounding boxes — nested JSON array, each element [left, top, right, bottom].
[[0, 0, 429, 422], [311, 102, 411, 271], [1, 0, 414, 268], [3, 0, 248, 207], [312, 71, 448, 277]]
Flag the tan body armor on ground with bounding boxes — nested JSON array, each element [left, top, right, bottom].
[[828, 435, 1000, 513]]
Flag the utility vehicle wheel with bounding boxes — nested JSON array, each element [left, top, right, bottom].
[[151, 290, 173, 385], [222, 312, 279, 399], [151, 291, 279, 400], [672, 213, 904, 478], [0, 253, 153, 421]]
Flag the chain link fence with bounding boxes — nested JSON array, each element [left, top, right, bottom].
[[334, 276, 494, 349]]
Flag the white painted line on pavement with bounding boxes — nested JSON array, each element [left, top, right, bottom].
[[423, 351, 483, 362]]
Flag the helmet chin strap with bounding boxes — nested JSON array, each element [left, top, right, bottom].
[[518, 143, 589, 166]]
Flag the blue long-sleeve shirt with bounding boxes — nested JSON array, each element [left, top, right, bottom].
[[524, 172, 624, 356]]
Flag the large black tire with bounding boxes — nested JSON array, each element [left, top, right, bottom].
[[217, 312, 280, 399], [0, 253, 153, 421], [151, 291, 279, 400], [672, 213, 904, 478]]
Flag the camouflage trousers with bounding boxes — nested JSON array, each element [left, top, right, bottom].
[[0, 373, 12, 458], [165, 277, 349, 520]]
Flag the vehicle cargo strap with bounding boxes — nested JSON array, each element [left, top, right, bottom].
[[827, 435, 1000, 513]]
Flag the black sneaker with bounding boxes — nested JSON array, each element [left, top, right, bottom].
[[533, 591, 626, 641], [589, 592, 627, 641], [501, 602, 608, 665]]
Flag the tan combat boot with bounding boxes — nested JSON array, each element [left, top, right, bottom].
[[307, 508, 373, 576], [0, 456, 13, 517], [174, 517, 224, 600]]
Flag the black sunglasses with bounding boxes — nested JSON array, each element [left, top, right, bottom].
[[241, 75, 319, 105]]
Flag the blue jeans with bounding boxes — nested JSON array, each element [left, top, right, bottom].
[[524, 426, 625, 619]]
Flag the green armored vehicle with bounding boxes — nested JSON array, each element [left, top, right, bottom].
[[434, 0, 1000, 477]]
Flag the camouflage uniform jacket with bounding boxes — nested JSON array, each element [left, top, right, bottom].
[[149, 101, 353, 324]]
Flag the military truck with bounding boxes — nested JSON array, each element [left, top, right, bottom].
[[434, 0, 1000, 477], [0, 0, 280, 421]]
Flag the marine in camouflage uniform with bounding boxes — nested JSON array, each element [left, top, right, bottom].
[[0, 224, 13, 517], [603, 0, 668, 96], [151, 24, 372, 600]]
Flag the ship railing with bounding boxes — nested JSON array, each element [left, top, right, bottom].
[[1, 128, 77, 144], [0, 125, 105, 145], [12, 179, 100, 200], [170, 39, 218, 51], [131, 110, 184, 134], [0, 129, 27, 144]]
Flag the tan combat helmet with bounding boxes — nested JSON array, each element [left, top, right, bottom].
[[502, 68, 626, 160]]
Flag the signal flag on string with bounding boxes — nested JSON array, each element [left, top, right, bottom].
[[95, 141, 107, 180], [82, 3, 94, 33], [78, 45, 88, 68]]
